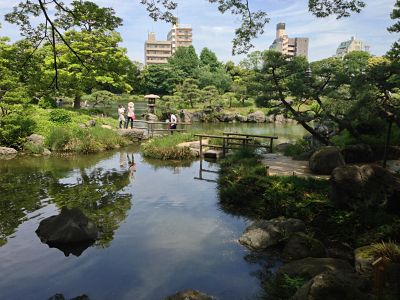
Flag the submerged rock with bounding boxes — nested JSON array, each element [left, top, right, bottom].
[[36, 207, 98, 256], [239, 217, 305, 250], [164, 289, 214, 300], [309, 147, 345, 175]]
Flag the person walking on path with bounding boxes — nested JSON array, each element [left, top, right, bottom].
[[125, 102, 135, 129], [118, 104, 125, 129]]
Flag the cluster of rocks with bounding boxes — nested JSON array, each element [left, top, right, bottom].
[[180, 109, 295, 124], [238, 217, 384, 299], [117, 128, 145, 142]]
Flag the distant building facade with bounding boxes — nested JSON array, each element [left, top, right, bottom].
[[335, 36, 369, 58], [144, 20, 193, 65], [269, 23, 309, 59], [144, 32, 172, 65], [167, 21, 193, 54]]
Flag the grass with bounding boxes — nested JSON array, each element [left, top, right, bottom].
[[46, 126, 129, 154], [141, 132, 198, 160]]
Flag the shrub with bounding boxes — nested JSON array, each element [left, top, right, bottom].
[[0, 112, 36, 149], [283, 139, 310, 157], [24, 142, 44, 154], [141, 133, 197, 160], [38, 96, 56, 108], [372, 241, 400, 263], [49, 109, 72, 124], [46, 127, 72, 151]]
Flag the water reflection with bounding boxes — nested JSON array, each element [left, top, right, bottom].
[[0, 151, 133, 248]]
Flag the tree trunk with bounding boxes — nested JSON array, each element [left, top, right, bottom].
[[272, 69, 331, 145], [383, 119, 393, 168], [74, 94, 81, 109]]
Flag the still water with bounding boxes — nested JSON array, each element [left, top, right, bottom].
[[0, 125, 305, 300]]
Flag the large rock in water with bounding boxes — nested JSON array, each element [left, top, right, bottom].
[[282, 232, 327, 261], [235, 114, 247, 122], [36, 207, 98, 255], [164, 289, 214, 300], [239, 217, 305, 250], [330, 164, 400, 211], [291, 270, 368, 300], [216, 113, 235, 122], [180, 110, 193, 123], [309, 146, 345, 175], [247, 111, 266, 123]]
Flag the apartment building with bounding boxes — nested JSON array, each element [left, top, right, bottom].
[[335, 36, 369, 58], [269, 23, 309, 59], [144, 32, 172, 65], [167, 21, 193, 54]]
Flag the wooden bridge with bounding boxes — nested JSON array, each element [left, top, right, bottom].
[[194, 132, 278, 182], [194, 132, 278, 158], [131, 119, 191, 137]]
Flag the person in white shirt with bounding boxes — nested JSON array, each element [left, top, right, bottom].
[[118, 105, 125, 128], [125, 102, 135, 129], [170, 113, 177, 130]]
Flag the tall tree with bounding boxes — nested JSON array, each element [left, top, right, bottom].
[[168, 46, 199, 77], [177, 78, 200, 108], [199, 48, 221, 71]]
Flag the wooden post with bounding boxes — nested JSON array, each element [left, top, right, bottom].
[[270, 138, 274, 153], [147, 122, 150, 137], [199, 136, 203, 159], [222, 137, 226, 157], [372, 256, 389, 299]]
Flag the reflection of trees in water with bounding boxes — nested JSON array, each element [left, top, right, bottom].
[[0, 170, 52, 246], [0, 154, 133, 248], [47, 168, 132, 248], [142, 156, 194, 172]]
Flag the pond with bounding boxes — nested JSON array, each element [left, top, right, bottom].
[[0, 124, 305, 300]]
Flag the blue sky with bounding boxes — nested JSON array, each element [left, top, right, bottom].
[[0, 0, 398, 63]]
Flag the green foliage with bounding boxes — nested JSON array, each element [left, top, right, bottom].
[[48, 109, 72, 124], [372, 241, 400, 262], [38, 96, 56, 109], [0, 110, 36, 148], [46, 126, 128, 153], [168, 45, 199, 77], [283, 139, 310, 157], [23, 142, 44, 154], [141, 133, 197, 160], [46, 127, 72, 151], [200, 47, 222, 71]]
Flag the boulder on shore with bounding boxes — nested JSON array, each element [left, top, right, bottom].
[[291, 270, 369, 300], [235, 114, 247, 122], [309, 147, 345, 175], [247, 111, 266, 123], [277, 257, 354, 281], [341, 144, 374, 164], [282, 232, 327, 261], [118, 128, 145, 141], [36, 207, 98, 253], [0, 147, 17, 155], [164, 289, 214, 300], [330, 164, 400, 211], [144, 113, 158, 122], [27, 134, 45, 147], [239, 217, 305, 250]]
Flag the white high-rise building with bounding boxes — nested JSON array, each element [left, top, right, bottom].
[[167, 20, 193, 54]]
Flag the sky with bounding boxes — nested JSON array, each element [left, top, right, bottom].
[[0, 0, 398, 64]]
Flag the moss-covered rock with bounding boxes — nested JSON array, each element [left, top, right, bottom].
[[282, 232, 327, 261]]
